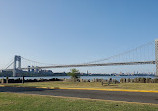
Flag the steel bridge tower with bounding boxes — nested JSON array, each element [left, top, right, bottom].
[[155, 40, 158, 76], [13, 55, 21, 77]]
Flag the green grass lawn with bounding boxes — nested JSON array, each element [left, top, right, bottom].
[[0, 92, 158, 111], [3, 81, 158, 91]]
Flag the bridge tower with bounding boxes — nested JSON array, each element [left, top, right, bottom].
[[13, 55, 21, 77], [155, 40, 158, 76]]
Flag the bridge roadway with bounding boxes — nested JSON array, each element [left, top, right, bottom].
[[0, 86, 158, 104], [3, 60, 155, 71]]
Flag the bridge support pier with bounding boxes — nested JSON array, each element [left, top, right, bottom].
[[155, 40, 158, 76]]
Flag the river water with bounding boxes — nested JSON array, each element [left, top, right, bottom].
[[0, 76, 157, 81]]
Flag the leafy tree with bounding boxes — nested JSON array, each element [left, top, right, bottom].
[[68, 68, 80, 82]]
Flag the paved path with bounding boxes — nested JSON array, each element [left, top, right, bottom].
[[1, 86, 158, 104]]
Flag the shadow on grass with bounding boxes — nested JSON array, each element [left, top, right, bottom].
[[0, 86, 56, 93]]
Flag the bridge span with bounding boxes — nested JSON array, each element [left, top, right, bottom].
[[4, 61, 155, 71]]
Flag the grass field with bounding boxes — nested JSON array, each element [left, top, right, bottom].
[[2, 81, 158, 91], [0, 92, 158, 111]]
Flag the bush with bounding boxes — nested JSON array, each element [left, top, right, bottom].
[[67, 69, 80, 82]]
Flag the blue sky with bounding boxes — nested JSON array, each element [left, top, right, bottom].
[[0, 0, 158, 73]]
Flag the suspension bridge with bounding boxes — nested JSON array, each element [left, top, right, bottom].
[[1, 39, 158, 77]]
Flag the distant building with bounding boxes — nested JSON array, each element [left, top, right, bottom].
[[31, 66, 34, 73], [35, 66, 39, 73], [28, 66, 31, 72]]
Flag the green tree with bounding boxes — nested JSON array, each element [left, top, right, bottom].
[[68, 68, 80, 82]]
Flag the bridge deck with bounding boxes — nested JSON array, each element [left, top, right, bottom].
[[2, 61, 155, 71]]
